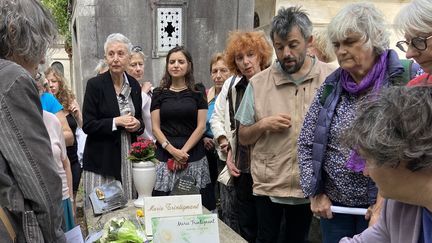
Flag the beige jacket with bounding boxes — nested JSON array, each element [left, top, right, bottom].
[[210, 75, 242, 161], [249, 60, 335, 197]]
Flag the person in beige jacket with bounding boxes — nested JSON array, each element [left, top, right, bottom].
[[235, 7, 336, 243]]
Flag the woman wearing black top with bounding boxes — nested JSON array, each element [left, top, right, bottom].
[[151, 46, 215, 210]]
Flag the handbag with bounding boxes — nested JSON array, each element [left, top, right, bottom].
[[217, 165, 233, 186]]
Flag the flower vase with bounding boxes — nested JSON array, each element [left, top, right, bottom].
[[132, 161, 156, 208]]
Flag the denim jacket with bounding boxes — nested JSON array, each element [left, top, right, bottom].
[[0, 59, 66, 242]]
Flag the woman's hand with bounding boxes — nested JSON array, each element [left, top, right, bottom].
[[366, 193, 384, 226], [218, 136, 230, 154], [69, 100, 83, 127], [124, 116, 141, 132], [69, 102, 80, 117], [174, 159, 187, 171], [203, 137, 215, 150], [310, 193, 333, 219], [115, 113, 141, 132], [141, 81, 153, 94], [226, 149, 240, 177], [167, 146, 189, 163]]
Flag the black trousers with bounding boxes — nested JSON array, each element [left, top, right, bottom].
[[233, 173, 257, 243], [255, 196, 312, 243], [205, 147, 219, 186]]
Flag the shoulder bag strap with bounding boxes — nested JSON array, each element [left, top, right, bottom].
[[0, 207, 16, 242], [226, 76, 237, 131]]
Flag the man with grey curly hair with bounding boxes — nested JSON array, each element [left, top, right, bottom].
[[340, 86, 432, 243], [0, 0, 66, 242]]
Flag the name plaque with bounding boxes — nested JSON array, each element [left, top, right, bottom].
[[144, 195, 202, 235]]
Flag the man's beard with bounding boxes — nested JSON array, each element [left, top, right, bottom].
[[279, 53, 306, 74]]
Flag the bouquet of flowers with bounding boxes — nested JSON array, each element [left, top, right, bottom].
[[127, 138, 158, 164]]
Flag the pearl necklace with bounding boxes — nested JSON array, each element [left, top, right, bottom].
[[169, 86, 188, 91]]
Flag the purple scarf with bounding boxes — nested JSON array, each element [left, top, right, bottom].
[[344, 50, 389, 172]]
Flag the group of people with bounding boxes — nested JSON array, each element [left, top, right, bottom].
[[1, 0, 432, 243], [184, 1, 432, 243]]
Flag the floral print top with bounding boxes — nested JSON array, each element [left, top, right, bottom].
[[298, 83, 372, 207]]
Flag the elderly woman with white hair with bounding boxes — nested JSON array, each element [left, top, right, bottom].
[[394, 0, 432, 86], [297, 3, 417, 243], [82, 33, 144, 205]]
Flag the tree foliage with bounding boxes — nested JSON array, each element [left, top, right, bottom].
[[41, 0, 71, 46]]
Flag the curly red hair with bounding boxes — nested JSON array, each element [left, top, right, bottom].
[[224, 31, 273, 76]]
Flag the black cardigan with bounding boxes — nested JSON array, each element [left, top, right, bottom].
[[82, 71, 144, 180]]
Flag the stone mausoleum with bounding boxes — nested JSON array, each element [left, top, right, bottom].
[[50, 0, 410, 105]]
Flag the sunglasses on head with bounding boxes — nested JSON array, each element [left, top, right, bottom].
[[132, 46, 143, 52]]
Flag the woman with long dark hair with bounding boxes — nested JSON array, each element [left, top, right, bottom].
[[151, 46, 215, 210]]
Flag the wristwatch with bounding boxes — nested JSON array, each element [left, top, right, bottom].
[[161, 140, 170, 149]]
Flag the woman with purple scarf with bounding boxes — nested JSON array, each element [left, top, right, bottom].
[[297, 3, 411, 243]]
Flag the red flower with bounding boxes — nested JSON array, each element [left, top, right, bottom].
[[126, 138, 157, 163]]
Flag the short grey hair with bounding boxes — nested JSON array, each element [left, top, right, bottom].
[[0, 0, 57, 64], [103, 33, 133, 55], [394, 0, 432, 39], [327, 2, 389, 55], [270, 6, 312, 42], [345, 86, 432, 172]]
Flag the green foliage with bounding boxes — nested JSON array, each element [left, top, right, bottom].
[[41, 0, 71, 46]]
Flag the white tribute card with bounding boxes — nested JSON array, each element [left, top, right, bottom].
[[144, 195, 202, 235], [152, 214, 220, 243]]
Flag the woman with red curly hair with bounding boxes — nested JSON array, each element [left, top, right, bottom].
[[45, 66, 83, 211], [210, 30, 272, 242]]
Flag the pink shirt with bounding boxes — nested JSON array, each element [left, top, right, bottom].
[[43, 111, 69, 200]]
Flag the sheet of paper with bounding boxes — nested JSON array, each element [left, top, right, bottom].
[[330, 206, 367, 215], [144, 195, 203, 236], [66, 225, 84, 243], [152, 214, 219, 243]]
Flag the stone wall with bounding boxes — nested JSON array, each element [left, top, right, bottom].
[[70, 0, 254, 104], [274, 0, 411, 58]]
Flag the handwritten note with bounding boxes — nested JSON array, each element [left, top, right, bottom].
[[144, 195, 202, 235], [152, 214, 219, 243]]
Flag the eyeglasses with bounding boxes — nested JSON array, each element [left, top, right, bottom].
[[132, 46, 143, 53], [396, 35, 432, 52]]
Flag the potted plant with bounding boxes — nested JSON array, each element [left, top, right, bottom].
[[127, 138, 158, 208]]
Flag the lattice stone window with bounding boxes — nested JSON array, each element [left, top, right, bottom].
[[153, 2, 187, 58]]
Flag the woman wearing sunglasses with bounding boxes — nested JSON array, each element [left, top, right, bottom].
[[394, 0, 432, 86]]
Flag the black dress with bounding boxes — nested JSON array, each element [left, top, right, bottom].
[[66, 113, 81, 192], [150, 87, 215, 209]]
